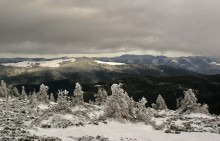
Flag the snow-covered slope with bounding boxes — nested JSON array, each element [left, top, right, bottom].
[[94, 60, 126, 65], [1, 58, 126, 68], [1, 58, 76, 68]]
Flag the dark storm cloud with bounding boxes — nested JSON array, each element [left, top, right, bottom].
[[0, 0, 220, 56]]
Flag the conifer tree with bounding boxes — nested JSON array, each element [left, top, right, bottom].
[[37, 84, 49, 104], [95, 87, 108, 105], [20, 86, 27, 100], [73, 83, 84, 106], [104, 83, 134, 121], [156, 94, 167, 110]]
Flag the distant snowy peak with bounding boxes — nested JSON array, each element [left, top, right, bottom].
[[1, 58, 76, 68], [94, 60, 127, 66]]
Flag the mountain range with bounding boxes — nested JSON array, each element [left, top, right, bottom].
[[0, 56, 201, 85], [96, 55, 220, 75]]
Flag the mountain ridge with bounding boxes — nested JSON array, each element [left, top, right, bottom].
[[0, 57, 202, 85]]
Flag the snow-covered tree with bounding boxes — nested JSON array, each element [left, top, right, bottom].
[[156, 94, 167, 110], [52, 89, 72, 114], [57, 90, 69, 105], [136, 97, 149, 121], [19, 86, 27, 100], [0, 87, 4, 97], [37, 84, 49, 104], [29, 91, 37, 108], [104, 83, 134, 121], [50, 93, 55, 102], [73, 83, 84, 106], [178, 89, 209, 114], [94, 87, 108, 105], [11, 87, 20, 97], [176, 98, 181, 109], [0, 80, 7, 98], [199, 104, 209, 115]]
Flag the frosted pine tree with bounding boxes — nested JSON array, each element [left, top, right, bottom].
[[57, 90, 69, 105], [156, 94, 168, 110], [178, 89, 209, 114], [136, 97, 148, 121], [95, 87, 108, 105], [73, 83, 84, 106], [37, 84, 49, 104], [19, 86, 27, 100], [0, 87, 4, 97], [50, 93, 55, 102], [199, 104, 209, 114], [53, 89, 72, 114], [11, 87, 20, 97], [0, 80, 7, 98], [29, 91, 37, 108], [104, 83, 134, 121]]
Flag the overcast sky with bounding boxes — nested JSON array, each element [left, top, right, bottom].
[[0, 0, 220, 57]]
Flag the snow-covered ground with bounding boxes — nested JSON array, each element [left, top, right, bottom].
[[28, 121, 220, 141], [94, 60, 127, 65], [0, 85, 220, 141], [1, 58, 76, 68], [1, 97, 219, 141]]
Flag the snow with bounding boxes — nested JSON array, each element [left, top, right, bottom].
[[38, 104, 49, 110], [1, 58, 76, 68], [28, 121, 220, 141], [94, 60, 126, 65], [210, 62, 220, 66], [171, 59, 179, 64], [61, 114, 74, 120], [184, 113, 214, 119]]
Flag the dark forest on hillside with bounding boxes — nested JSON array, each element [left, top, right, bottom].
[[16, 75, 220, 115]]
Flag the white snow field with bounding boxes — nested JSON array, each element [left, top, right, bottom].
[[1, 58, 76, 68], [28, 121, 220, 141], [94, 60, 127, 65]]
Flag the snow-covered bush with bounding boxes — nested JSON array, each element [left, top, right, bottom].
[[95, 87, 108, 105], [177, 89, 209, 114], [156, 94, 168, 110], [151, 103, 158, 110], [37, 84, 49, 104], [198, 103, 209, 115], [73, 83, 84, 106]]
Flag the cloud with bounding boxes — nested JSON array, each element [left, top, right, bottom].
[[0, 0, 220, 56]]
